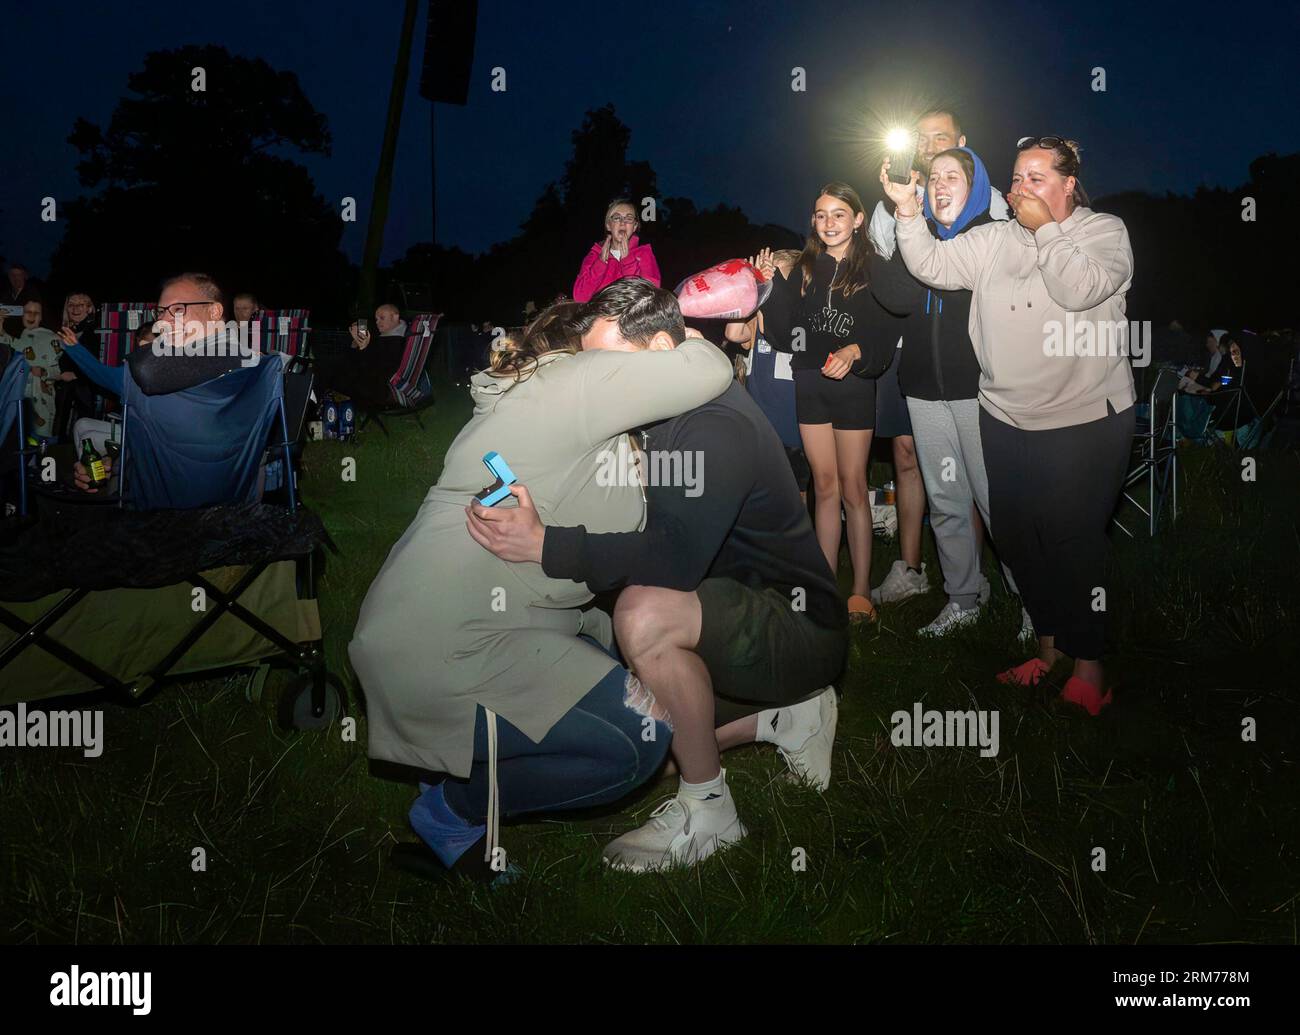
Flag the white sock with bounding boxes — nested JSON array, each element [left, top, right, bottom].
[[678, 769, 725, 803], [756, 695, 822, 750]]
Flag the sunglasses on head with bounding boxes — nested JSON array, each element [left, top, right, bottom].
[[1017, 135, 1065, 150]]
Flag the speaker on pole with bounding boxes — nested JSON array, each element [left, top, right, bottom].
[[420, 0, 478, 105]]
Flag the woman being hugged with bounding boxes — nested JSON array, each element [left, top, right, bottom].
[[883, 137, 1135, 714], [349, 298, 733, 881], [789, 182, 902, 622], [572, 197, 661, 302]]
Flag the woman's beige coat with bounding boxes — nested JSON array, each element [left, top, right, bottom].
[[349, 339, 733, 777]]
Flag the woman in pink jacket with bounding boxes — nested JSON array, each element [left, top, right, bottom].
[[572, 198, 661, 302]]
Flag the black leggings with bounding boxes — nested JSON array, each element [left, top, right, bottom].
[[980, 403, 1135, 660]]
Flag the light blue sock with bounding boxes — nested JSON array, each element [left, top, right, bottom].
[[409, 782, 487, 869]]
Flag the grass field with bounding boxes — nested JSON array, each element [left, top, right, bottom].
[[3, 378, 1298, 945]]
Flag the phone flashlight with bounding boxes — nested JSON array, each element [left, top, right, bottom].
[[885, 127, 916, 185]]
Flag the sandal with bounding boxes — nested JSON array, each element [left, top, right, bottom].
[[847, 594, 877, 624], [996, 657, 1051, 687], [1060, 676, 1114, 716]]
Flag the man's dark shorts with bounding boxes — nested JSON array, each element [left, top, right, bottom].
[[695, 577, 848, 726]]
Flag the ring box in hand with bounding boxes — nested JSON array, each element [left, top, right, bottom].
[[474, 451, 517, 507]]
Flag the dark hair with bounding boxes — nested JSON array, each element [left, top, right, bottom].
[[161, 271, 225, 309], [918, 107, 963, 139], [1018, 137, 1089, 207], [8, 263, 29, 275], [797, 182, 871, 299], [576, 277, 686, 346], [929, 147, 976, 186], [487, 300, 584, 381]]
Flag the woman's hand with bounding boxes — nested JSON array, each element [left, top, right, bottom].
[[58, 370, 77, 382], [58, 326, 79, 347], [600, 233, 612, 263], [31, 366, 46, 379], [821, 344, 860, 380], [879, 161, 922, 217], [1008, 190, 1054, 232], [749, 247, 776, 280]]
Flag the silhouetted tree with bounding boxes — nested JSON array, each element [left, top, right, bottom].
[[51, 45, 351, 318]]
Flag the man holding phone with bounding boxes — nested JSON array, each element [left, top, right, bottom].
[[315, 303, 409, 405]]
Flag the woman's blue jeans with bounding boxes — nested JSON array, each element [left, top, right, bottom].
[[441, 641, 671, 824]]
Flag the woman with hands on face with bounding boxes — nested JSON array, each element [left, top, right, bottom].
[[572, 198, 662, 303], [883, 137, 1137, 716]]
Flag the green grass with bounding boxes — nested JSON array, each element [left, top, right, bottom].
[[2, 382, 1298, 944]]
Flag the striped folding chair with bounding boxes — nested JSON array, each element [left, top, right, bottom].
[[93, 303, 159, 416], [256, 308, 311, 367]]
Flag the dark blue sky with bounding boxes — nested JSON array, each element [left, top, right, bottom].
[[4, 0, 1296, 278]]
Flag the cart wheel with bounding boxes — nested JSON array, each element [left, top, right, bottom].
[[278, 674, 342, 731]]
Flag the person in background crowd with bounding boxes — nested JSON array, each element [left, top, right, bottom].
[[723, 247, 810, 496], [572, 198, 661, 302], [51, 292, 100, 438], [787, 181, 903, 623], [872, 147, 1031, 641], [232, 293, 260, 323], [868, 108, 1010, 613], [1182, 328, 1228, 391], [0, 300, 68, 439], [2, 263, 44, 337], [885, 136, 1136, 716], [313, 303, 409, 406]]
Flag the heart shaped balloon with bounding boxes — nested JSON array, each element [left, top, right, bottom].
[[674, 259, 774, 320]]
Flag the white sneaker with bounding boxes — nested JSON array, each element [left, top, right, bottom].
[[602, 774, 748, 873], [978, 577, 992, 605], [1018, 607, 1035, 645], [918, 600, 980, 637], [776, 687, 838, 792], [871, 560, 929, 605]]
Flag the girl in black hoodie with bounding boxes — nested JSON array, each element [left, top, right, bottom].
[[773, 181, 901, 621], [871, 148, 1027, 640]]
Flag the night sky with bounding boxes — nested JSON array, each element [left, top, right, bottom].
[[4, 0, 1296, 277]]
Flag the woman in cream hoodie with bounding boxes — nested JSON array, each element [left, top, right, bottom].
[[349, 301, 734, 879], [883, 137, 1135, 716]]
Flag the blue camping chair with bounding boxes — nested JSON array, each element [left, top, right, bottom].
[[0, 355, 344, 727], [118, 357, 296, 512], [1, 351, 30, 517]]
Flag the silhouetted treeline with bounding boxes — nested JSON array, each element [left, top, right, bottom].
[[43, 46, 1295, 336]]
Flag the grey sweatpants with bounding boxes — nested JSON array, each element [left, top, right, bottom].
[[907, 397, 1017, 608]]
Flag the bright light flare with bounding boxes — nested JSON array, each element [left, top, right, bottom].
[[885, 127, 913, 153]]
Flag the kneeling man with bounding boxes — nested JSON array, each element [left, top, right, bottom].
[[469, 279, 848, 872]]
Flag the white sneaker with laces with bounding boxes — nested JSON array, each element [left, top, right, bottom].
[[871, 560, 929, 605], [776, 687, 838, 791], [918, 600, 980, 637], [602, 774, 747, 873]]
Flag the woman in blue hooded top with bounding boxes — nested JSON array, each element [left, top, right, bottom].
[[870, 147, 1025, 639]]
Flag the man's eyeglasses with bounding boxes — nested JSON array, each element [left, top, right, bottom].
[[158, 300, 214, 319], [1017, 135, 1064, 150], [608, 214, 638, 225]]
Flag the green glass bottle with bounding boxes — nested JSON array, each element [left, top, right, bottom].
[[81, 437, 107, 489]]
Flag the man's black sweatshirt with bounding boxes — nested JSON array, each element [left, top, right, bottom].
[[542, 381, 846, 634]]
